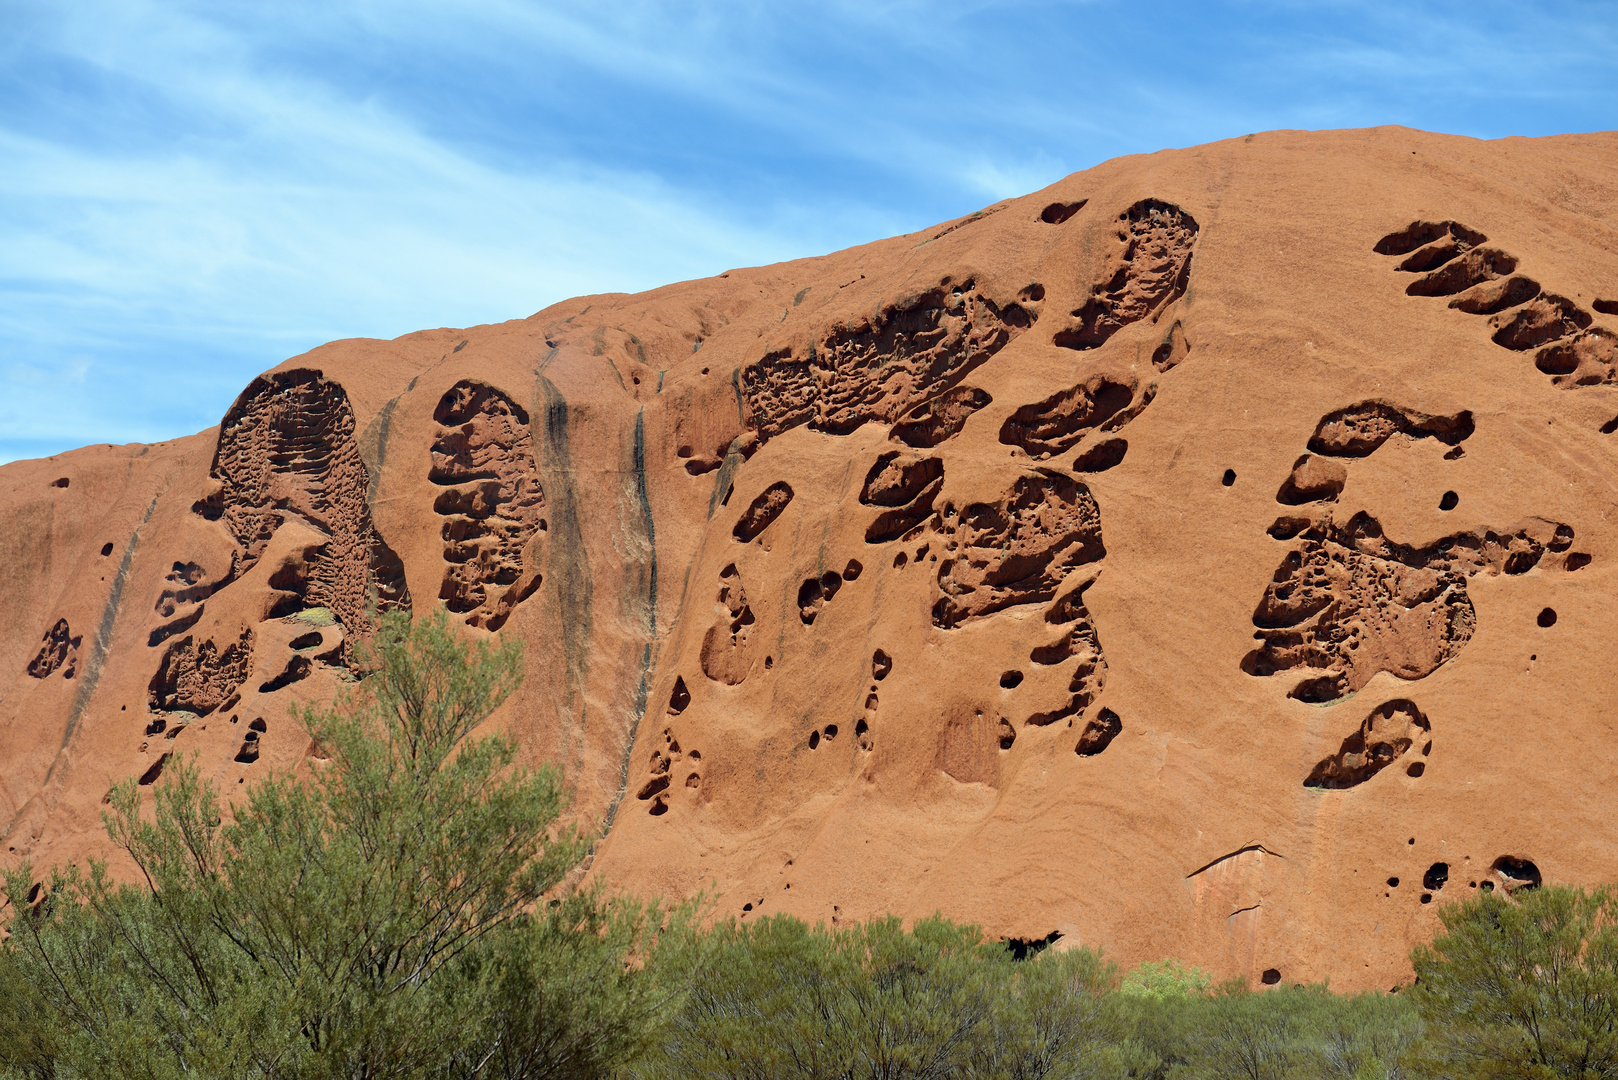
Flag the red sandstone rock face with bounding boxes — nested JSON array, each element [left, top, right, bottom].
[[4, 127, 1618, 992]]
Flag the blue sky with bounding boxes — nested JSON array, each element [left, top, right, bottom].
[[2, 1, 1614, 463]]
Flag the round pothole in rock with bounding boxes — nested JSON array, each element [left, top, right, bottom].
[[1261, 968, 1281, 985], [1439, 490, 1459, 511], [1221, 469, 1237, 487], [1538, 607, 1557, 628]]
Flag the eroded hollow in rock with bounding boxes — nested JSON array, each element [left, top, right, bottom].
[[1075, 708, 1122, 756], [1056, 199, 1198, 351], [798, 571, 845, 626], [258, 655, 311, 694], [1373, 220, 1488, 257], [1024, 579, 1108, 722], [148, 629, 253, 716], [999, 378, 1135, 457], [890, 386, 992, 448], [1407, 249, 1516, 297], [861, 452, 945, 544], [1450, 275, 1539, 315], [933, 473, 1106, 628], [1304, 699, 1430, 790], [741, 278, 1034, 441], [668, 676, 690, 714], [138, 753, 171, 786], [1491, 856, 1542, 891], [1491, 294, 1592, 351], [1307, 402, 1474, 458], [1039, 200, 1087, 224], [733, 481, 794, 542], [430, 380, 545, 631], [702, 565, 756, 684], [1535, 328, 1618, 386], [1275, 456, 1344, 504], [27, 620, 81, 680], [201, 368, 411, 655], [1244, 512, 1565, 701], [1074, 438, 1128, 473], [1153, 320, 1189, 372]]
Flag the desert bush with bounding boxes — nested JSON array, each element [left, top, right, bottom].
[[1102, 970, 1418, 1080], [630, 914, 1117, 1080], [1412, 883, 1618, 1079], [5, 610, 1613, 1080], [0, 607, 689, 1080]]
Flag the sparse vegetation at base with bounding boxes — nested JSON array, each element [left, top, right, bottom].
[[0, 609, 696, 1079], [2, 608, 1612, 1078]]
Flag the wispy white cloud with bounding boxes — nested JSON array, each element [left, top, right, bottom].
[[0, 1, 912, 460], [1, 0, 1612, 463]]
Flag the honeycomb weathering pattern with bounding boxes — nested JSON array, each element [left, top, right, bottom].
[[740, 280, 1035, 441], [1055, 198, 1198, 350], [1246, 400, 1571, 702], [1247, 514, 1568, 702], [429, 380, 546, 630], [27, 620, 80, 680], [1305, 699, 1431, 789], [998, 377, 1137, 456], [1378, 219, 1618, 387], [933, 472, 1106, 629], [8, 130, 1618, 997], [201, 368, 410, 647], [148, 628, 254, 716]]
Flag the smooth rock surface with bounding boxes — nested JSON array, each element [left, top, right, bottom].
[[5, 126, 1617, 990]]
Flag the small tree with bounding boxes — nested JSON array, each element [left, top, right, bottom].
[[1, 607, 685, 1079], [1313, 990, 1422, 1080], [1116, 959, 1212, 1000], [1170, 981, 1325, 1080], [631, 913, 1117, 1080], [1412, 884, 1618, 1079], [967, 944, 1117, 1080]]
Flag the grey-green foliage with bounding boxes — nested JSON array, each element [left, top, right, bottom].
[[1103, 976, 1420, 1080], [628, 914, 1118, 1080], [1412, 884, 1618, 1079], [0, 607, 690, 1080], [1116, 961, 1212, 1001]]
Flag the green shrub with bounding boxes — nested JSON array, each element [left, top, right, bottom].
[[4, 607, 1614, 1080], [1118, 960, 1213, 1000], [1412, 883, 1618, 1078], [0, 607, 688, 1080], [630, 915, 1117, 1080], [1103, 974, 1418, 1080]]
